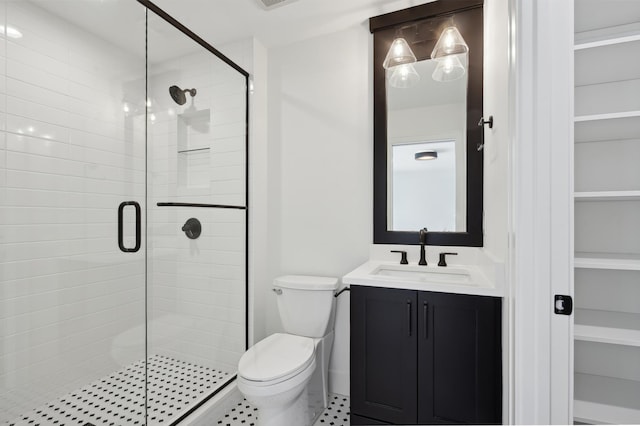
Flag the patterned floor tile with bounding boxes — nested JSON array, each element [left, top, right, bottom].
[[9, 355, 232, 426], [215, 394, 350, 426]]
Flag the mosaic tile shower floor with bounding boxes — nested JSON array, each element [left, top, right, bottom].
[[9, 355, 232, 426]]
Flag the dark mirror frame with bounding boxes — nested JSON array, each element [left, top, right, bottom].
[[370, 0, 484, 246]]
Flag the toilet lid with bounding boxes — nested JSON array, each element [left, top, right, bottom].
[[238, 333, 315, 383]]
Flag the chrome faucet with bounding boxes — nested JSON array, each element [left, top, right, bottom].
[[419, 227, 428, 266]]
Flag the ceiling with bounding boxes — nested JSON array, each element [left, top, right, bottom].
[[151, 0, 430, 48], [25, 0, 432, 66]]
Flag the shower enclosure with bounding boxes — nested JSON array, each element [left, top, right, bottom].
[[0, 0, 248, 424]]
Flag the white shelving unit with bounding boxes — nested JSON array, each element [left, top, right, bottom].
[[573, 1, 640, 424]]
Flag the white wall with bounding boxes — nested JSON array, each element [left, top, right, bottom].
[[260, 1, 511, 397], [0, 1, 146, 420], [265, 24, 373, 395], [484, 0, 511, 261]]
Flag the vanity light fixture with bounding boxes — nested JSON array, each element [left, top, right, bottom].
[[383, 37, 417, 69], [415, 150, 438, 161], [431, 26, 468, 59], [389, 63, 420, 88], [430, 26, 468, 82]]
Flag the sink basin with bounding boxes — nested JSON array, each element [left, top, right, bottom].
[[373, 265, 473, 284], [342, 257, 504, 297]]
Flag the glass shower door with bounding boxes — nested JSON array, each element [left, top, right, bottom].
[[0, 0, 148, 423], [144, 6, 248, 422]]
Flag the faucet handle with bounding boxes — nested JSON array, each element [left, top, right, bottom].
[[391, 250, 408, 265], [438, 252, 458, 267]]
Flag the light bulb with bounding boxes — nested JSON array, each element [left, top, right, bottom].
[[383, 38, 417, 69], [443, 57, 454, 74], [431, 26, 468, 59], [432, 54, 466, 82], [389, 63, 420, 88], [444, 32, 455, 51]]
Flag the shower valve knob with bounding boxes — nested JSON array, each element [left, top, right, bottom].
[[182, 218, 202, 239]]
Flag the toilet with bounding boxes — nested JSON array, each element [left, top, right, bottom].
[[237, 275, 339, 426]]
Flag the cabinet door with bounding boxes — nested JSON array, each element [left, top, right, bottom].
[[351, 285, 418, 424], [418, 292, 502, 424]]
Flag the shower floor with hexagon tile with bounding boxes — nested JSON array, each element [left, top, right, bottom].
[[215, 394, 350, 426]]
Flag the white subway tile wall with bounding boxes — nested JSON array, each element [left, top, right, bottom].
[[148, 207, 246, 373], [0, 0, 248, 422], [0, 2, 147, 421], [147, 34, 247, 374]]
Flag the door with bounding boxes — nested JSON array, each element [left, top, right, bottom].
[[418, 292, 502, 424], [0, 0, 148, 423], [350, 285, 418, 424], [143, 4, 249, 422]]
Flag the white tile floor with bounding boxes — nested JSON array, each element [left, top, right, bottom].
[[9, 355, 232, 426], [215, 394, 350, 426]]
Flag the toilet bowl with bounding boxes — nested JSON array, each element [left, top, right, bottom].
[[237, 275, 339, 426], [238, 333, 317, 426]]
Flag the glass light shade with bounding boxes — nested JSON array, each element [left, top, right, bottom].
[[431, 26, 468, 59], [389, 63, 420, 88], [432, 55, 466, 82], [383, 37, 417, 69]]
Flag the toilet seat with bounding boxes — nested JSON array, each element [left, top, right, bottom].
[[238, 333, 315, 386]]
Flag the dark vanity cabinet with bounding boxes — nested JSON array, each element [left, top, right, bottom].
[[350, 285, 502, 425]]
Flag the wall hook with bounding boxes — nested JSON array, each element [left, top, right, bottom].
[[477, 115, 494, 151], [478, 115, 494, 129]]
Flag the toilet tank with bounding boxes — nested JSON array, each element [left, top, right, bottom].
[[274, 275, 339, 338]]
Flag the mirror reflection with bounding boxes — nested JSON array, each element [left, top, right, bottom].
[[386, 57, 468, 232]]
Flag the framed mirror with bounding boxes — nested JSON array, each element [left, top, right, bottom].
[[370, 0, 484, 246]]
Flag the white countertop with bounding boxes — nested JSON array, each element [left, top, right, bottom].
[[343, 259, 504, 297]]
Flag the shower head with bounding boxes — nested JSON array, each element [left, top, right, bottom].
[[169, 85, 197, 105]]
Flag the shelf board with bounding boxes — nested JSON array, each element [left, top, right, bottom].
[[177, 147, 210, 154], [575, 110, 640, 123], [575, 399, 640, 425], [574, 373, 640, 424], [575, 323, 640, 347], [575, 253, 640, 270], [575, 33, 640, 51], [575, 309, 640, 347], [575, 191, 640, 201]]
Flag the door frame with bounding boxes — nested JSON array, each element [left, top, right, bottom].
[[509, 0, 574, 423]]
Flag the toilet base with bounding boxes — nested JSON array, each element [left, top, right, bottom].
[[238, 330, 335, 426], [257, 388, 310, 426]]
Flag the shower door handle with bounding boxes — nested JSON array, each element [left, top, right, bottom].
[[118, 201, 141, 253]]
